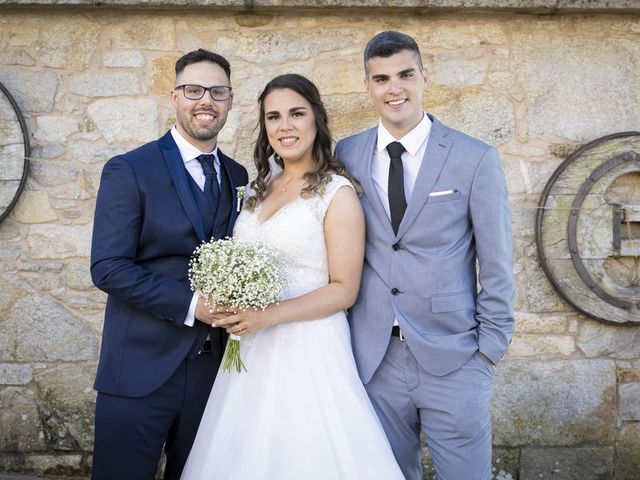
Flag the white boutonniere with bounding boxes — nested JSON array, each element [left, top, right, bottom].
[[236, 186, 246, 212]]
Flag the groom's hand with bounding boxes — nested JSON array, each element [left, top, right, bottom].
[[195, 297, 233, 325]]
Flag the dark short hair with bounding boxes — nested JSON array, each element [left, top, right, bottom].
[[175, 49, 231, 82], [363, 31, 423, 74]]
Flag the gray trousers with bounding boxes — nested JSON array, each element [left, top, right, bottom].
[[365, 337, 494, 480]]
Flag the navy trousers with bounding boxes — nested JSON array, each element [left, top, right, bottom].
[[91, 347, 222, 480]]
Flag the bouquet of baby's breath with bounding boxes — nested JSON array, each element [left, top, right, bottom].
[[189, 237, 285, 372]]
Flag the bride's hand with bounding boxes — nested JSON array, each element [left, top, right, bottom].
[[214, 308, 275, 336]]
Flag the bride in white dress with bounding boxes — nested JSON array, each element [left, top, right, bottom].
[[180, 74, 405, 480]]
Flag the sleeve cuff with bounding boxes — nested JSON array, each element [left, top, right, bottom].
[[184, 293, 199, 327]]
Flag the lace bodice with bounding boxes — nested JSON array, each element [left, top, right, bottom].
[[233, 174, 354, 301]]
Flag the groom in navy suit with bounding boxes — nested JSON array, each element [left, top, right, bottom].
[[90, 49, 248, 480]]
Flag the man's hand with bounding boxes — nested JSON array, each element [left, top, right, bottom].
[[195, 296, 233, 325]]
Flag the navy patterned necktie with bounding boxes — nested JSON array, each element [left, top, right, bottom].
[[386, 141, 406, 234], [196, 154, 221, 207]]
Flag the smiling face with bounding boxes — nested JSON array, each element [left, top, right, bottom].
[[263, 88, 317, 168], [171, 61, 233, 151], [365, 49, 427, 139]]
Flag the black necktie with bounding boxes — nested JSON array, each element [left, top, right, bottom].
[[387, 141, 406, 234], [196, 154, 221, 208]]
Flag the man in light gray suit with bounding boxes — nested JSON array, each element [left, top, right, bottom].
[[335, 31, 515, 480]]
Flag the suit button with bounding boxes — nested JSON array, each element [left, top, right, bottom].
[[391, 288, 400, 295], [392, 243, 401, 251]]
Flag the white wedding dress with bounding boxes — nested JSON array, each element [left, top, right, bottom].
[[181, 175, 405, 480]]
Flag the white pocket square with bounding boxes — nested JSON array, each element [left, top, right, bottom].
[[429, 189, 455, 197]]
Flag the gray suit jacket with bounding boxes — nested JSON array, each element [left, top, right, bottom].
[[336, 115, 515, 383]]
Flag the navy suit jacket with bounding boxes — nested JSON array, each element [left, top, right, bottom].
[[91, 131, 248, 398]]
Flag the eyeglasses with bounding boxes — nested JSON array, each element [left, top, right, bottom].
[[175, 84, 232, 101]]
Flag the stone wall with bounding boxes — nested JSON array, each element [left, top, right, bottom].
[[0, 3, 639, 479]]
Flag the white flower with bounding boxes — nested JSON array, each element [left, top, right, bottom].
[[189, 237, 284, 311]]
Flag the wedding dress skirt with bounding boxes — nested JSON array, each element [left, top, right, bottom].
[[181, 176, 404, 480]]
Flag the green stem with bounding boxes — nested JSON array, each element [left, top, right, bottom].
[[222, 338, 247, 373]]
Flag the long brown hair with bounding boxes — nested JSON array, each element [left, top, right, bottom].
[[246, 74, 361, 211]]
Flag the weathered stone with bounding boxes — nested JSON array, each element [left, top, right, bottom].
[[0, 452, 86, 476], [50, 288, 107, 313], [429, 51, 489, 87], [0, 274, 29, 315], [34, 364, 96, 451], [87, 98, 160, 143], [508, 334, 575, 357], [21, 271, 64, 293], [30, 146, 64, 162], [10, 190, 56, 224], [27, 224, 91, 259], [501, 158, 562, 196], [520, 447, 614, 480], [33, 115, 81, 144], [0, 18, 39, 46], [430, 91, 514, 146], [313, 56, 364, 95], [112, 17, 175, 50], [0, 69, 59, 113], [103, 50, 146, 68], [215, 30, 363, 65], [617, 368, 640, 383], [488, 70, 514, 91], [27, 158, 79, 187], [511, 33, 640, 141], [212, 107, 239, 148], [63, 262, 94, 291], [619, 383, 640, 421], [577, 320, 640, 359], [66, 142, 122, 165], [325, 93, 378, 141], [232, 62, 313, 108], [0, 50, 36, 66], [0, 295, 97, 362], [525, 260, 572, 313], [69, 73, 141, 98], [491, 448, 519, 480], [548, 142, 583, 160], [37, 15, 100, 69], [151, 55, 179, 96], [176, 32, 203, 53], [0, 215, 22, 240], [0, 387, 45, 451], [0, 244, 23, 262], [514, 312, 570, 334], [493, 359, 616, 445], [234, 13, 274, 27], [615, 423, 640, 479], [417, 21, 507, 48], [0, 364, 32, 385]]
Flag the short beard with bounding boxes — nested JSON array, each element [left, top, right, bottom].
[[178, 113, 226, 142]]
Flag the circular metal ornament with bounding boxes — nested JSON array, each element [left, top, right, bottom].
[[536, 132, 640, 324], [0, 81, 30, 224]]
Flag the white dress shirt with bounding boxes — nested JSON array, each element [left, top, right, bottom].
[[371, 113, 432, 327], [372, 112, 432, 218], [170, 126, 221, 327]]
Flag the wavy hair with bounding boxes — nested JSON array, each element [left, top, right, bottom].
[[246, 74, 361, 211]]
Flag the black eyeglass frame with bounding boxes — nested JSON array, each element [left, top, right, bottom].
[[175, 84, 233, 101]]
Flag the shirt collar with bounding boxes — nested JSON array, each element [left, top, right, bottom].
[[171, 126, 219, 165], [376, 112, 432, 157]]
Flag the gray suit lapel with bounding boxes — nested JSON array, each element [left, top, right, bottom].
[[359, 128, 396, 237], [396, 116, 453, 238]]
